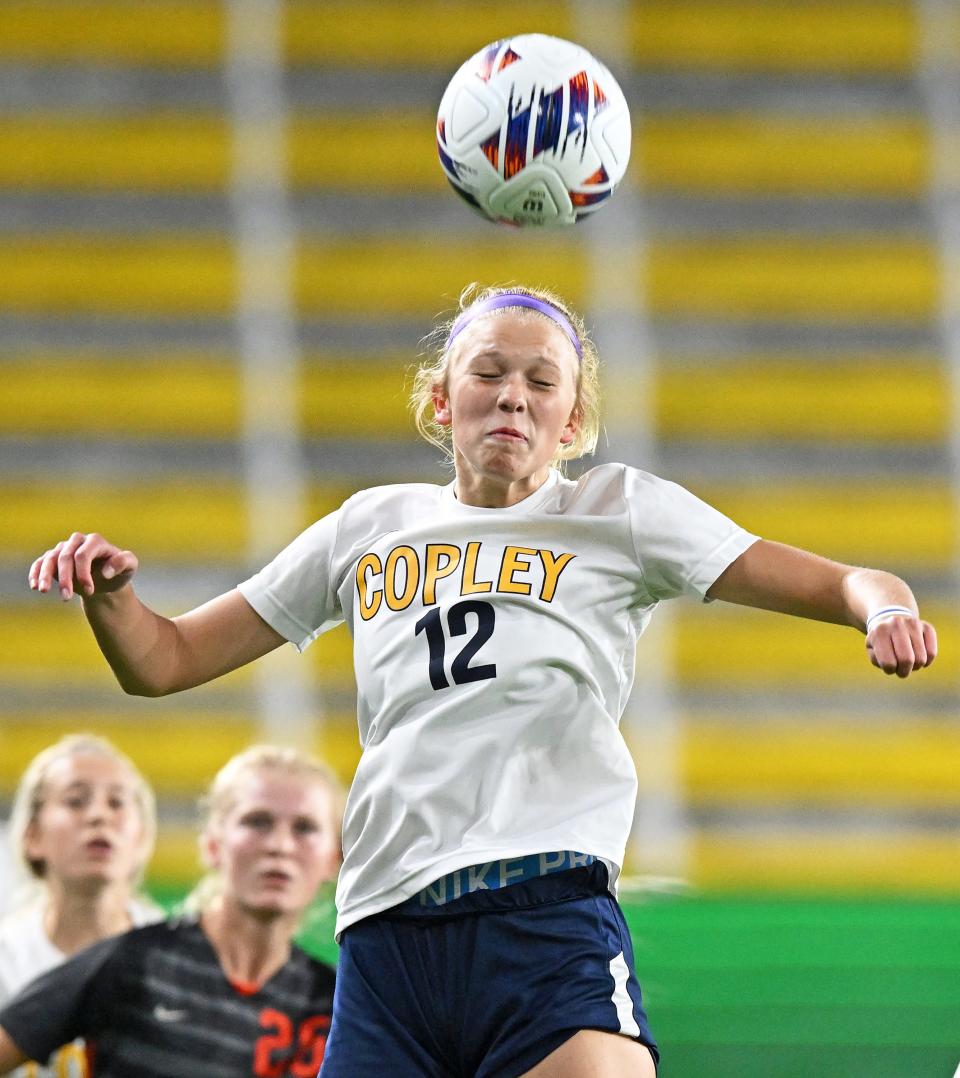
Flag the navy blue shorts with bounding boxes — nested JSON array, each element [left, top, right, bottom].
[[319, 861, 659, 1077]]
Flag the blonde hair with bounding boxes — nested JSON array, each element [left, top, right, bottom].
[[410, 283, 602, 470], [187, 744, 345, 913], [8, 733, 157, 889]]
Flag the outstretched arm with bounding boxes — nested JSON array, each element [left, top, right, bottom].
[[29, 531, 285, 696], [706, 539, 937, 679]]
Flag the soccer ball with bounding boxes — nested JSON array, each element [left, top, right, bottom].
[[436, 33, 631, 227]]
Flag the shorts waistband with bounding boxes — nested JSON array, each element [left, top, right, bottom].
[[399, 851, 597, 911]]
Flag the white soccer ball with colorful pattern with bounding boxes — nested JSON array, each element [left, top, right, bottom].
[[436, 33, 631, 227]]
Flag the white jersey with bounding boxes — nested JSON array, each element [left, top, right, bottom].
[[0, 826, 16, 921], [0, 899, 159, 1077], [239, 463, 757, 936]]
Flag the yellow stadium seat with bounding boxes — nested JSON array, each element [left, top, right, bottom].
[[674, 603, 956, 687], [678, 719, 960, 808], [0, 236, 938, 320], [630, 2, 917, 73], [654, 359, 948, 441]]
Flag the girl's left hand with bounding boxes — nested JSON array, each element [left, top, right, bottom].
[[866, 615, 937, 678]]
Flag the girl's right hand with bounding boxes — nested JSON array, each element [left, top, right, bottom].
[[28, 532, 139, 601]]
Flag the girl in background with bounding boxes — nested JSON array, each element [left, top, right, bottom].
[[0, 744, 342, 1078], [0, 733, 159, 1078]]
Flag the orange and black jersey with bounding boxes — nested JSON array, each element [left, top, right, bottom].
[[0, 918, 335, 1077]]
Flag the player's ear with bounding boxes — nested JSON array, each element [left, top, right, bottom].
[[201, 829, 221, 871], [23, 819, 45, 865], [559, 405, 581, 446], [432, 383, 452, 427]]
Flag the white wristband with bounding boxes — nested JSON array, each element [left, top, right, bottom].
[[865, 606, 916, 634]]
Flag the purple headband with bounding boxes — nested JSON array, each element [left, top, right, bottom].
[[445, 293, 583, 360]]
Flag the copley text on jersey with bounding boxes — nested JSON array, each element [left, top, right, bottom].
[[355, 542, 576, 620]]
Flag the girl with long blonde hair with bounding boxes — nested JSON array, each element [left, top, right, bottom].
[[0, 734, 158, 1078]]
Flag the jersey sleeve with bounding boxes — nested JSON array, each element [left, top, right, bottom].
[[0, 935, 121, 1064], [237, 507, 345, 651], [623, 467, 759, 601]]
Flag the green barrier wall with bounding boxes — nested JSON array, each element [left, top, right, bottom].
[[149, 887, 960, 1077], [623, 894, 960, 1078]]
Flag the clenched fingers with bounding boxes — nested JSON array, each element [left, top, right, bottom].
[[29, 541, 65, 594], [28, 532, 137, 600], [71, 532, 121, 597], [57, 532, 91, 599], [866, 617, 938, 678]]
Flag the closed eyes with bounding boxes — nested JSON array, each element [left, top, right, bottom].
[[473, 372, 555, 388]]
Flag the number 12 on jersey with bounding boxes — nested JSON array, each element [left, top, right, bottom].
[[414, 600, 497, 690]]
